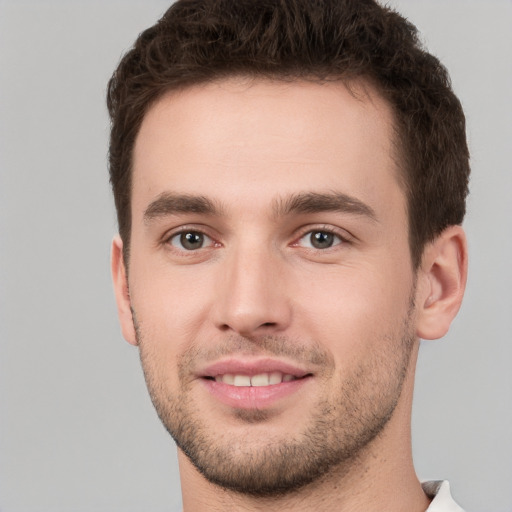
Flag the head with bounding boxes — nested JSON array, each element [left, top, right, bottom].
[[108, 0, 469, 501], [107, 0, 469, 268]]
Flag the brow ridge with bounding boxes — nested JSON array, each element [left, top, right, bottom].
[[143, 190, 377, 223], [273, 191, 377, 221], [143, 192, 221, 223]]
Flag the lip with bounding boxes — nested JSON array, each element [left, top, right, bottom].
[[198, 357, 313, 410], [199, 357, 311, 379]]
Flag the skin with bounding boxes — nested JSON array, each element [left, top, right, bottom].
[[112, 78, 467, 511]]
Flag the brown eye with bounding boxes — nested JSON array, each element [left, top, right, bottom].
[[310, 231, 335, 249], [170, 231, 210, 250], [299, 230, 342, 249]]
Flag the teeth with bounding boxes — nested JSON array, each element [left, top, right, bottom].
[[269, 371, 283, 385], [250, 373, 269, 387], [233, 375, 251, 387], [222, 374, 235, 385], [214, 372, 297, 387]]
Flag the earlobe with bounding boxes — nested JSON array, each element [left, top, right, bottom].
[[111, 235, 138, 346], [416, 226, 468, 340]]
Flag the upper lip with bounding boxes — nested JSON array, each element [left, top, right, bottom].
[[198, 357, 312, 379]]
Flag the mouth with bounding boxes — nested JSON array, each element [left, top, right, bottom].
[[199, 359, 313, 409], [205, 371, 303, 387]]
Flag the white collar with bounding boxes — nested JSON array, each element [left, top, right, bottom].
[[423, 481, 465, 512]]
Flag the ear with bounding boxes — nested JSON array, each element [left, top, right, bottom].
[[415, 225, 468, 340], [111, 235, 138, 346]]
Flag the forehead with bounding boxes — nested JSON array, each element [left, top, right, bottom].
[[132, 78, 404, 219]]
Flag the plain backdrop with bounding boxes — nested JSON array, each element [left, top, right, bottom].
[[0, 1, 511, 511]]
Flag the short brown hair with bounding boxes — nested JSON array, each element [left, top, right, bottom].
[[107, 0, 470, 267]]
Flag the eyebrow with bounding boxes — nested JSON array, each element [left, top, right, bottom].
[[143, 190, 377, 224], [143, 192, 222, 223], [273, 191, 377, 221]]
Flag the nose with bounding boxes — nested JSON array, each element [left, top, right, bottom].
[[213, 243, 292, 337]]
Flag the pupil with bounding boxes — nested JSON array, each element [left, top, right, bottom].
[[181, 232, 203, 250], [311, 231, 333, 249]]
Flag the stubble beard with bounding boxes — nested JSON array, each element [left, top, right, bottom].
[[134, 305, 416, 498]]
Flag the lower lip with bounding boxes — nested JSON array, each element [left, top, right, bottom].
[[202, 377, 310, 409]]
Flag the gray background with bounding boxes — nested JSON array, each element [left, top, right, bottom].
[[0, 1, 510, 511]]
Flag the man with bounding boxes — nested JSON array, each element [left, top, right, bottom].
[[108, 0, 469, 510]]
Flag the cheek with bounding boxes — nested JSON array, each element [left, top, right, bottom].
[[139, 289, 209, 341], [129, 261, 216, 355], [292, 262, 414, 357], [133, 284, 205, 396]]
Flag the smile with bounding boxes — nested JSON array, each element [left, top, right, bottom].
[[199, 360, 313, 409], [212, 372, 298, 387]]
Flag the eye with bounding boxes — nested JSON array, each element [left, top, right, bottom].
[[169, 231, 213, 251], [298, 230, 343, 249]]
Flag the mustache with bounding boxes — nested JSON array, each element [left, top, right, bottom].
[[178, 334, 334, 370], [132, 308, 335, 375]]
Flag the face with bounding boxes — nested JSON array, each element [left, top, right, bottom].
[[116, 79, 420, 496]]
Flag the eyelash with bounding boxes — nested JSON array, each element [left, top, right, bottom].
[[162, 225, 353, 254], [164, 226, 219, 252], [292, 226, 352, 250]]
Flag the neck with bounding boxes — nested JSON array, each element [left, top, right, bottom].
[[179, 345, 430, 512]]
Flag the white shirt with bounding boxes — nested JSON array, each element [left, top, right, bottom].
[[423, 481, 465, 512]]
